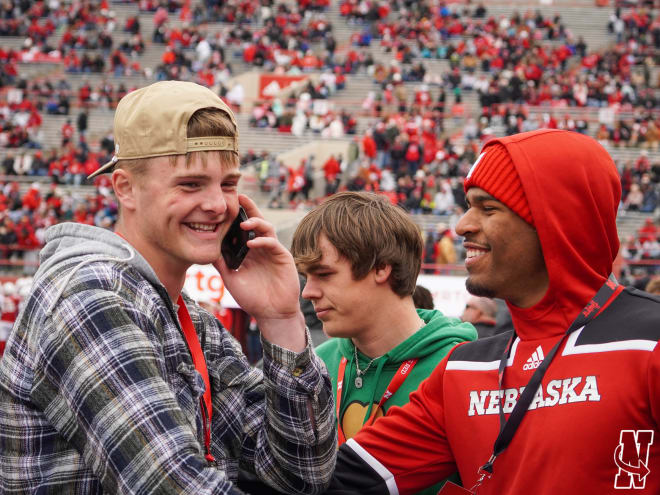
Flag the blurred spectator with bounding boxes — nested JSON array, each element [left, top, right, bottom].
[[638, 218, 658, 243], [434, 222, 457, 267], [646, 277, 660, 295], [323, 154, 341, 196], [76, 110, 88, 139], [412, 284, 434, 310], [61, 119, 74, 147], [624, 183, 644, 211], [460, 295, 498, 339], [0, 0, 658, 288]]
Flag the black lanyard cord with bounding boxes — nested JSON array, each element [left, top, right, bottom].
[[481, 275, 619, 476]]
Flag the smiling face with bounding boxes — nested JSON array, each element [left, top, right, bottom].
[[300, 234, 382, 339], [455, 187, 548, 308], [129, 151, 241, 282]]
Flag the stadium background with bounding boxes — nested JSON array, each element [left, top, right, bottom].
[[0, 0, 658, 355]]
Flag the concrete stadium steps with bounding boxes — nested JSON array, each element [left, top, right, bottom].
[[134, 6, 186, 71], [616, 211, 655, 242], [237, 112, 304, 150], [15, 62, 62, 79], [127, 5, 333, 74], [331, 72, 482, 135], [410, 211, 650, 250], [34, 101, 660, 167], [239, 127, 314, 155], [8, 104, 353, 162], [329, 0, 620, 110], [477, 105, 660, 141], [5, 0, 656, 161], [483, 5, 615, 50], [61, 71, 151, 90], [235, 113, 353, 157], [332, 2, 616, 53], [36, 107, 116, 151], [0, 170, 649, 248], [324, 2, 355, 48], [608, 147, 660, 164], [103, 2, 202, 73], [2, 0, 658, 233], [329, 73, 378, 110], [13, 5, 145, 62], [0, 174, 98, 199], [410, 213, 452, 234], [525, 106, 660, 122], [13, 93, 353, 158], [4, 3, 251, 82], [35, 107, 330, 156], [332, 72, 463, 110], [2, 36, 27, 50], [449, 124, 660, 165]]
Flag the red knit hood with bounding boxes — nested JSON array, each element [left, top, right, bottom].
[[470, 129, 621, 340]]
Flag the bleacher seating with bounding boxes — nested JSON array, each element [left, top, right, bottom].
[[0, 0, 657, 281]]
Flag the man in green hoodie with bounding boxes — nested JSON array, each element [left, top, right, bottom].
[[291, 191, 476, 494]]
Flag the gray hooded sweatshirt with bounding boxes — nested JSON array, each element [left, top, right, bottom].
[[0, 222, 336, 495]]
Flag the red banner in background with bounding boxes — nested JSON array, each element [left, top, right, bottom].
[[258, 74, 307, 100]]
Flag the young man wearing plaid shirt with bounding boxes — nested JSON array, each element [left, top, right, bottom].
[[0, 81, 336, 494]]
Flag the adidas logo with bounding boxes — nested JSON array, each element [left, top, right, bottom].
[[523, 345, 545, 370]]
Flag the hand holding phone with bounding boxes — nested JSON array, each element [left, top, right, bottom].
[[221, 207, 256, 269], [214, 196, 306, 352]]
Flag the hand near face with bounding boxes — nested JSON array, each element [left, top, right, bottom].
[[213, 195, 306, 352]]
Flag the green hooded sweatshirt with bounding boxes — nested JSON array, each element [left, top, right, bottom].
[[316, 308, 477, 494]]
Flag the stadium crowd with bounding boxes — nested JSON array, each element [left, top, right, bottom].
[[0, 0, 658, 358]]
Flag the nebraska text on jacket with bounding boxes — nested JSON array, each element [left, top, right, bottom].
[[468, 376, 601, 416]]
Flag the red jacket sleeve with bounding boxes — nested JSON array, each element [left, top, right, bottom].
[[328, 352, 458, 494]]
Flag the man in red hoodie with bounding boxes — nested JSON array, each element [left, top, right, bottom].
[[325, 129, 660, 494], [323, 154, 341, 196]]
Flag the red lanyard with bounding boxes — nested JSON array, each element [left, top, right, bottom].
[[113, 233, 214, 461], [177, 296, 216, 464], [336, 355, 418, 446], [336, 358, 348, 445]]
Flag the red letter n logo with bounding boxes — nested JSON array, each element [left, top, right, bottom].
[[614, 430, 654, 489]]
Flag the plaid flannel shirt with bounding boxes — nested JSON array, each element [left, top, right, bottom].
[[0, 227, 336, 494]]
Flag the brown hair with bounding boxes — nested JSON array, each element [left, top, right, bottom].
[[413, 285, 434, 309], [291, 191, 423, 297]]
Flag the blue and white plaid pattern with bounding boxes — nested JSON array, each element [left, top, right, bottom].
[[0, 257, 336, 494]]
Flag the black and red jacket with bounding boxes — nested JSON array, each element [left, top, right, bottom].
[[326, 129, 660, 494]]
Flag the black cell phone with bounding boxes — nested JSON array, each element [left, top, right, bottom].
[[221, 207, 256, 269]]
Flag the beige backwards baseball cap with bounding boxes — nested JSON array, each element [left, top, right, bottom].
[[88, 81, 239, 179]]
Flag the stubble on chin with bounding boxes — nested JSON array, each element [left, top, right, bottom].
[[465, 278, 496, 299]]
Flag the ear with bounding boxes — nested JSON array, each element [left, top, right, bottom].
[[112, 168, 137, 212], [373, 264, 392, 285]]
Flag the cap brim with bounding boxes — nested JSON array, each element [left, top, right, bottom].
[[87, 157, 117, 180]]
